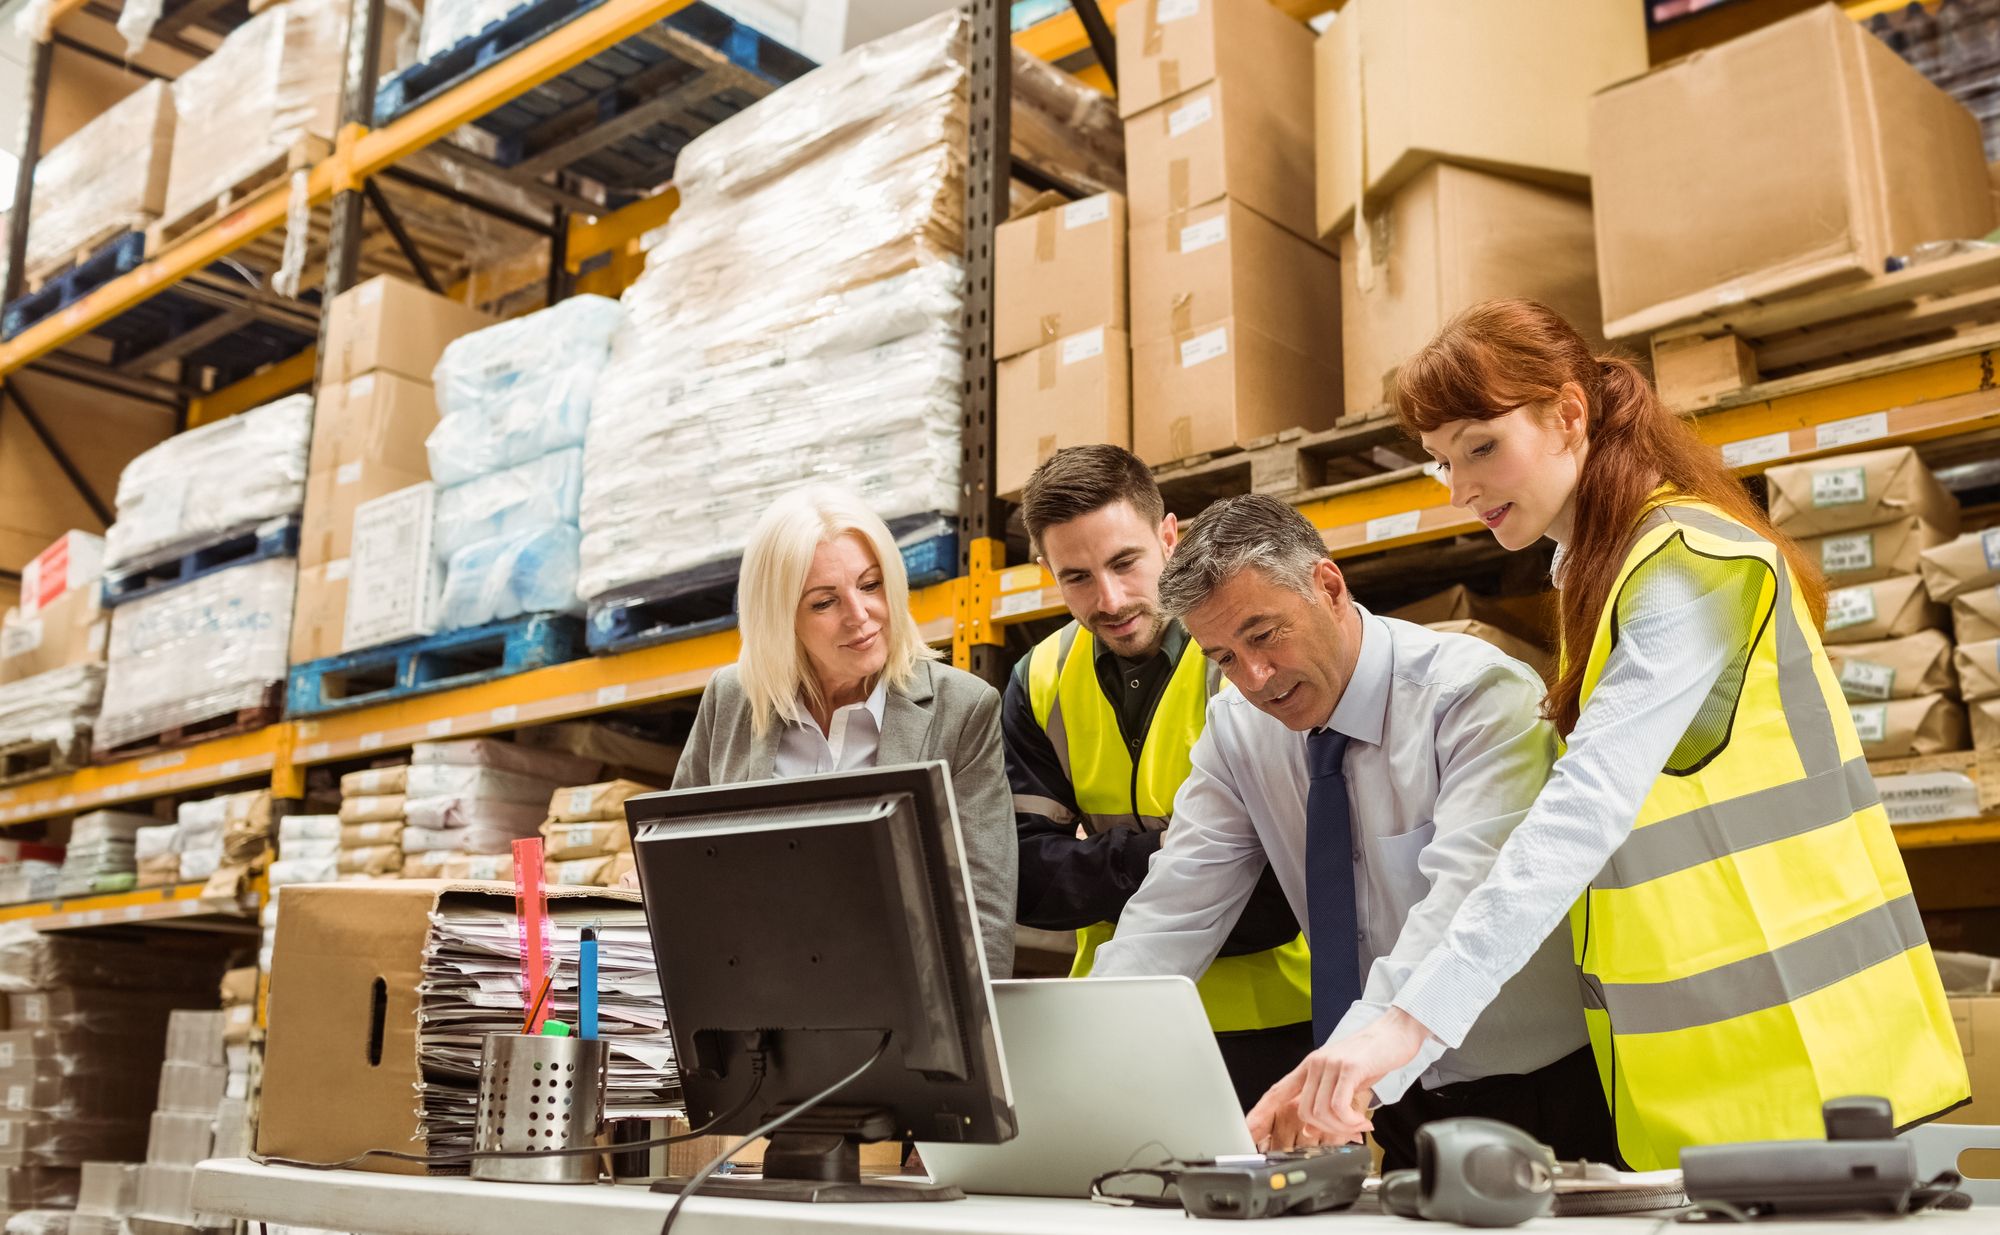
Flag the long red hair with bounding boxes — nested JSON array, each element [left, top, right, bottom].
[[1392, 299, 1826, 736]]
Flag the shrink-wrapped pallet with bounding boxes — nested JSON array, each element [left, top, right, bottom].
[[22, 81, 175, 278], [103, 395, 311, 572], [0, 667, 102, 752]]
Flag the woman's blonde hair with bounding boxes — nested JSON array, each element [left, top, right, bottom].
[[736, 485, 940, 735]]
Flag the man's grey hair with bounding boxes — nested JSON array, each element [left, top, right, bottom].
[[1158, 494, 1332, 619]]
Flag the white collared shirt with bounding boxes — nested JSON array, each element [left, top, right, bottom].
[[1092, 608, 1589, 1103], [774, 678, 888, 777]]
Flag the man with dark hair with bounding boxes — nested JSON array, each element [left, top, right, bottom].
[[1004, 446, 1314, 1110], [1093, 494, 1611, 1170]]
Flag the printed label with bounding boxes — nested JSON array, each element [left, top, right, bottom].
[[0, 619, 41, 658], [1063, 197, 1110, 229], [1720, 432, 1791, 470], [1876, 770, 1980, 826], [351, 374, 375, 399], [1061, 328, 1106, 365], [1180, 327, 1228, 368], [596, 684, 629, 707], [569, 789, 594, 815], [565, 824, 597, 849], [1156, 0, 1200, 20], [491, 705, 518, 725], [0, 1043, 13, 1068], [1851, 703, 1889, 745], [427, 719, 453, 737], [360, 732, 384, 750], [1180, 215, 1228, 254], [326, 558, 352, 581], [1168, 94, 1214, 139], [1820, 532, 1875, 575], [1366, 511, 1422, 543], [1815, 412, 1890, 451], [994, 590, 1050, 619], [1982, 529, 2000, 572], [1838, 659, 1896, 702], [5, 1087, 22, 1111], [138, 752, 187, 773], [1812, 466, 1866, 508], [337, 461, 363, 485], [24, 997, 44, 1024]]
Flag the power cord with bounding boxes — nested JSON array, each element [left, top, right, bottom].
[[658, 1031, 893, 1235]]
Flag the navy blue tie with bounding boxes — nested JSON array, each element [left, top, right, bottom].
[[1305, 728, 1362, 1047]]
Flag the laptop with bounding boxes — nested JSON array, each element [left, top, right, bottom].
[[918, 976, 1260, 1198]]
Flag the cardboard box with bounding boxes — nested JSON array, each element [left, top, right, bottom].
[[341, 765, 410, 796], [1129, 198, 1337, 353], [1766, 447, 1958, 540], [301, 459, 431, 571], [0, 583, 107, 686], [541, 819, 634, 862], [1954, 637, 2000, 704], [220, 967, 258, 1008], [343, 483, 440, 652], [1132, 317, 1340, 464], [1944, 994, 2000, 1177], [321, 276, 493, 387], [309, 371, 440, 476], [1802, 516, 1955, 588], [1426, 619, 1552, 681], [1952, 586, 2000, 645], [1116, 0, 1311, 119], [289, 559, 349, 665], [1124, 75, 1320, 245], [1823, 574, 1945, 646], [1920, 528, 2000, 604], [1339, 163, 1600, 416], [338, 794, 406, 825], [1388, 585, 1554, 648], [547, 779, 660, 825], [258, 881, 633, 1174], [1849, 693, 1967, 759], [994, 192, 1127, 361], [996, 328, 1132, 500], [1827, 629, 1956, 703], [1590, 4, 1994, 339], [16, 532, 105, 615]]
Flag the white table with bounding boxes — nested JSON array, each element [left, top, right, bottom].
[[195, 1159, 1988, 1235]]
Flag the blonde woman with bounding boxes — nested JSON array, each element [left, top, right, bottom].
[[670, 485, 1018, 977]]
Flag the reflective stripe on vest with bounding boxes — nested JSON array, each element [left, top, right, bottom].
[[1027, 621, 1313, 1034], [1569, 500, 1969, 1171]]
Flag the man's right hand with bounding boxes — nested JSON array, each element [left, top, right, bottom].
[[1245, 1062, 1330, 1153]]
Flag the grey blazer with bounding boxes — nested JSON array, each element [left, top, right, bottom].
[[672, 658, 1017, 978]]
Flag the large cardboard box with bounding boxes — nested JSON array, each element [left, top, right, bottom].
[[1849, 693, 1967, 759], [288, 560, 349, 665], [1920, 529, 2000, 604], [1116, 0, 1312, 119], [1824, 574, 1945, 646], [309, 371, 440, 476], [1944, 995, 2000, 1177], [1124, 76, 1320, 245], [301, 459, 430, 570], [1314, 0, 1647, 238], [1338, 163, 1600, 416], [1827, 629, 1956, 702], [258, 881, 633, 1174], [1952, 586, 2000, 644], [1129, 198, 1337, 355], [343, 484, 440, 652], [321, 276, 493, 387], [996, 328, 1132, 501], [994, 192, 1127, 362], [1802, 516, 1955, 588], [0, 583, 107, 686], [1132, 318, 1339, 464], [1766, 447, 1958, 540], [1590, 4, 1994, 339], [16, 532, 105, 616]]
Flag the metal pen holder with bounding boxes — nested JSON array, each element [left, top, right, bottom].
[[473, 1032, 611, 1184]]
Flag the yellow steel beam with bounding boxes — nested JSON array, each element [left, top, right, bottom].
[[0, 880, 257, 929], [31, 0, 90, 39], [1892, 818, 2000, 850], [0, 727, 280, 827], [1013, 0, 1339, 64], [185, 348, 318, 428], [568, 187, 678, 270]]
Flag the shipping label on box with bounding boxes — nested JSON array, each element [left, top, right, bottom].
[[1766, 447, 1958, 540], [994, 192, 1127, 361], [1124, 77, 1320, 245], [1129, 197, 1337, 353], [342, 483, 440, 653], [301, 459, 432, 570], [1826, 629, 1955, 702], [1116, 0, 1316, 119], [996, 328, 1133, 500], [0, 583, 106, 686], [1805, 516, 1954, 587], [1132, 318, 1339, 464], [322, 276, 494, 386], [17, 532, 106, 615], [309, 371, 440, 477]]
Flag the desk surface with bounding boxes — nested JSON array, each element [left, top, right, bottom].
[[194, 1159, 1987, 1235]]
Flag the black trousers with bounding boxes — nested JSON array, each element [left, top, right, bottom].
[[1370, 1044, 1617, 1172], [1215, 1021, 1317, 1112]]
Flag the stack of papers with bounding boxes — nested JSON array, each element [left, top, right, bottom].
[[417, 904, 679, 1152]]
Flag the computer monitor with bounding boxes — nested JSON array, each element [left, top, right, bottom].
[[625, 761, 1017, 1203]]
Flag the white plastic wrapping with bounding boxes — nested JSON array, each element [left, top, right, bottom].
[[134, 825, 177, 862], [404, 762, 560, 804], [1010, 48, 1123, 197], [437, 524, 583, 630], [579, 13, 969, 598], [23, 81, 176, 277], [427, 297, 623, 485], [268, 856, 337, 887], [96, 557, 296, 753], [412, 737, 600, 783], [162, 0, 346, 228], [277, 815, 343, 847], [433, 449, 584, 558], [403, 795, 545, 835], [415, 0, 521, 61], [0, 665, 103, 750], [104, 395, 312, 571]]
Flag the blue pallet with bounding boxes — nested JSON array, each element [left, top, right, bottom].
[[3, 231, 147, 341], [286, 614, 585, 718], [101, 517, 302, 610], [375, 0, 813, 193], [586, 521, 959, 655]]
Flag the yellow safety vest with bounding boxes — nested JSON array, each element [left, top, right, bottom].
[[1027, 621, 1313, 1034], [1569, 499, 1969, 1170]]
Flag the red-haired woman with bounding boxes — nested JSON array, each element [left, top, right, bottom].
[[1280, 299, 1969, 1169]]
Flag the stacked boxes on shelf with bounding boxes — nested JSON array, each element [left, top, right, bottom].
[[295, 276, 493, 663], [1920, 525, 2000, 751], [402, 739, 600, 874], [132, 1011, 238, 1235], [55, 812, 153, 899], [20, 80, 174, 280], [0, 841, 66, 908], [337, 764, 412, 879], [1121, 0, 1338, 461], [1767, 448, 1965, 758], [171, 790, 274, 891], [541, 780, 658, 888], [1317, 0, 1641, 416], [269, 815, 342, 890], [133, 827, 179, 891], [0, 533, 110, 775], [68, 1161, 140, 1235]]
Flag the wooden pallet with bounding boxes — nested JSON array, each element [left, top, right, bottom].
[[95, 683, 285, 763], [0, 727, 91, 788], [22, 219, 156, 294], [1142, 414, 1429, 517], [1652, 246, 2000, 413], [148, 135, 333, 253]]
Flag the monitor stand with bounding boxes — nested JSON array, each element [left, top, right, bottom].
[[650, 1109, 964, 1204]]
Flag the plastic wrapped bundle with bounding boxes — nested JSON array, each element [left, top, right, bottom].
[[437, 524, 582, 630], [433, 449, 583, 559], [96, 558, 296, 754], [104, 395, 311, 571], [55, 811, 150, 898], [415, 0, 520, 61], [23, 81, 176, 278], [405, 762, 560, 803], [1010, 48, 1123, 197], [0, 863, 60, 905], [413, 736, 600, 783], [161, 0, 345, 228], [427, 297, 623, 485], [0, 665, 103, 750], [580, 13, 971, 598]]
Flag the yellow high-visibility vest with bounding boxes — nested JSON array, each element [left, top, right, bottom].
[[1028, 621, 1312, 1034], [1570, 500, 1969, 1170]]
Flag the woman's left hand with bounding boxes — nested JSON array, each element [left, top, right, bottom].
[[1295, 1007, 1434, 1140]]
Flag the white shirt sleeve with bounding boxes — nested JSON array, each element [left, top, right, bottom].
[[1392, 548, 1769, 1049], [1091, 707, 1272, 980]]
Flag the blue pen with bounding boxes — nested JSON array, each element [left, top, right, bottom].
[[579, 923, 600, 1040]]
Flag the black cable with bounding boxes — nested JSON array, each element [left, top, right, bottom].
[[658, 1031, 893, 1235], [253, 1059, 765, 1173]]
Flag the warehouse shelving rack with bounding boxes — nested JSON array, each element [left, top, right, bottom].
[[1, 0, 1998, 942]]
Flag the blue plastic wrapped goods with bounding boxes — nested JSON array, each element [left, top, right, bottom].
[[432, 448, 584, 559], [436, 525, 582, 631]]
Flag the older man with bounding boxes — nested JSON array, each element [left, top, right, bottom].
[[1091, 495, 1613, 1169]]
